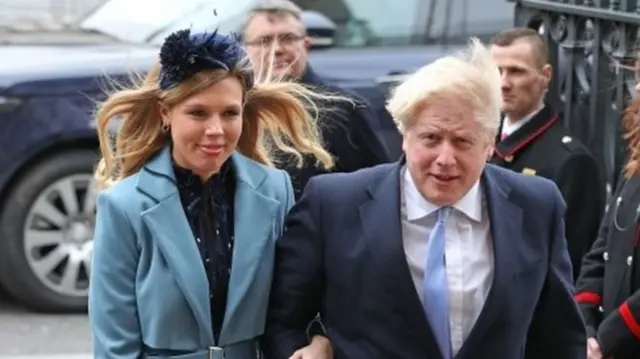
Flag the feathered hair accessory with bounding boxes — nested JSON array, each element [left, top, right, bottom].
[[158, 29, 253, 90]]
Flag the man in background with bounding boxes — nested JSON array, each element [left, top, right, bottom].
[[489, 27, 604, 281], [242, 0, 397, 199]]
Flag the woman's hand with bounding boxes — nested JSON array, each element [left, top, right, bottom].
[[288, 335, 333, 359]]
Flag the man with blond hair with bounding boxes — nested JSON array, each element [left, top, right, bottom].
[[262, 38, 586, 359]]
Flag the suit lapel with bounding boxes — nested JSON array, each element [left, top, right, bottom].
[[137, 147, 213, 345], [455, 165, 522, 358], [219, 153, 279, 344], [358, 159, 442, 357]]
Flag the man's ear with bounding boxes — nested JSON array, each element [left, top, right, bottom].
[[303, 36, 312, 50], [541, 63, 553, 88], [487, 146, 495, 161]]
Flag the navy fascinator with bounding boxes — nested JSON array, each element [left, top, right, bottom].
[[158, 29, 253, 90]]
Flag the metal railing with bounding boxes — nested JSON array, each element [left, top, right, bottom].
[[511, 0, 640, 187]]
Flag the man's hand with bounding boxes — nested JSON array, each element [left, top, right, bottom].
[[587, 337, 603, 359], [288, 335, 333, 359]]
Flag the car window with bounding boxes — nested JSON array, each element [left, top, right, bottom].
[[295, 0, 514, 48], [295, 0, 424, 47]]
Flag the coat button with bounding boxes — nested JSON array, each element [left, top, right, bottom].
[[603, 252, 609, 261], [628, 256, 633, 266], [598, 306, 604, 313]]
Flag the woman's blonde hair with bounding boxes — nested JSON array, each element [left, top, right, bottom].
[[94, 53, 340, 188], [623, 96, 640, 178]]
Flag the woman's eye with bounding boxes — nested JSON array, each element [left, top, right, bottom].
[[223, 110, 239, 117], [188, 110, 207, 118]]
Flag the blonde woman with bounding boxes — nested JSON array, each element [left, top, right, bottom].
[[88, 29, 333, 358]]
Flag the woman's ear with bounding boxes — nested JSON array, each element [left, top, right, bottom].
[[159, 101, 171, 126]]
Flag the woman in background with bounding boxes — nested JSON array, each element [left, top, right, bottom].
[[576, 72, 640, 359], [88, 29, 334, 358]]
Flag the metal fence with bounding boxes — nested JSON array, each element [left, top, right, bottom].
[[510, 0, 640, 188]]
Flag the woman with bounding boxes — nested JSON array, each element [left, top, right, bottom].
[[576, 78, 640, 359], [89, 29, 334, 358]]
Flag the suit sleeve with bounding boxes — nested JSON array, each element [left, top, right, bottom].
[[262, 177, 326, 359], [555, 153, 605, 282], [89, 192, 142, 358], [524, 185, 587, 359]]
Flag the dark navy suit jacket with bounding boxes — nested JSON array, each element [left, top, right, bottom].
[[262, 160, 587, 359]]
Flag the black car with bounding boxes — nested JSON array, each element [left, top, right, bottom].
[[0, 0, 514, 312]]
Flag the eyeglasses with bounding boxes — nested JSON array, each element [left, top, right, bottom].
[[244, 33, 305, 48]]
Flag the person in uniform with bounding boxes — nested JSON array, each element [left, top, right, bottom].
[[574, 78, 640, 359], [489, 27, 604, 281]]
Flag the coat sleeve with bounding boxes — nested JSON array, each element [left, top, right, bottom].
[[89, 191, 142, 358], [555, 152, 605, 282], [597, 288, 640, 357], [524, 185, 587, 359], [261, 177, 326, 359], [281, 169, 294, 212], [575, 172, 623, 338]]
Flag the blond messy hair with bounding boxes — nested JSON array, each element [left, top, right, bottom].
[[386, 38, 502, 137], [94, 54, 338, 189]]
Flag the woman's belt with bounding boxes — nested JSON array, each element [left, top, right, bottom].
[[142, 340, 261, 359]]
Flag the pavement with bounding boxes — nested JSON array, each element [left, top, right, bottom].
[[0, 293, 92, 359], [0, 356, 91, 359]]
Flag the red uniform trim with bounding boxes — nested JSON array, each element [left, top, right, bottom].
[[575, 292, 602, 305], [620, 301, 640, 340], [494, 114, 559, 159]]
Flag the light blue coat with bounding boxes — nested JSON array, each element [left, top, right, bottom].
[[88, 147, 294, 359]]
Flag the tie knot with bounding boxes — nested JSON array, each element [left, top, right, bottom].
[[437, 207, 452, 223]]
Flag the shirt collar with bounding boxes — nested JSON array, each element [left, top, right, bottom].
[[403, 167, 483, 222], [502, 102, 545, 135]]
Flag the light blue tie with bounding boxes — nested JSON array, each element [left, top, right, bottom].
[[423, 207, 453, 359]]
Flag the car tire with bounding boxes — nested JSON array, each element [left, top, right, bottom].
[[0, 149, 98, 313]]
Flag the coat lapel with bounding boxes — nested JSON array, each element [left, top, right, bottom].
[[455, 165, 522, 358], [358, 158, 442, 357], [137, 147, 214, 345], [136, 148, 279, 346], [492, 105, 558, 164], [219, 153, 279, 345]]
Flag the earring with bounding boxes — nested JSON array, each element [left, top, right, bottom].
[[161, 123, 170, 133]]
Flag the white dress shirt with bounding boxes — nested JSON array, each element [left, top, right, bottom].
[[401, 168, 494, 355], [501, 102, 545, 139]]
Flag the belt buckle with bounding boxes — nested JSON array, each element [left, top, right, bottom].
[[207, 346, 225, 359]]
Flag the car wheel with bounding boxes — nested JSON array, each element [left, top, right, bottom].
[[0, 149, 98, 313]]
